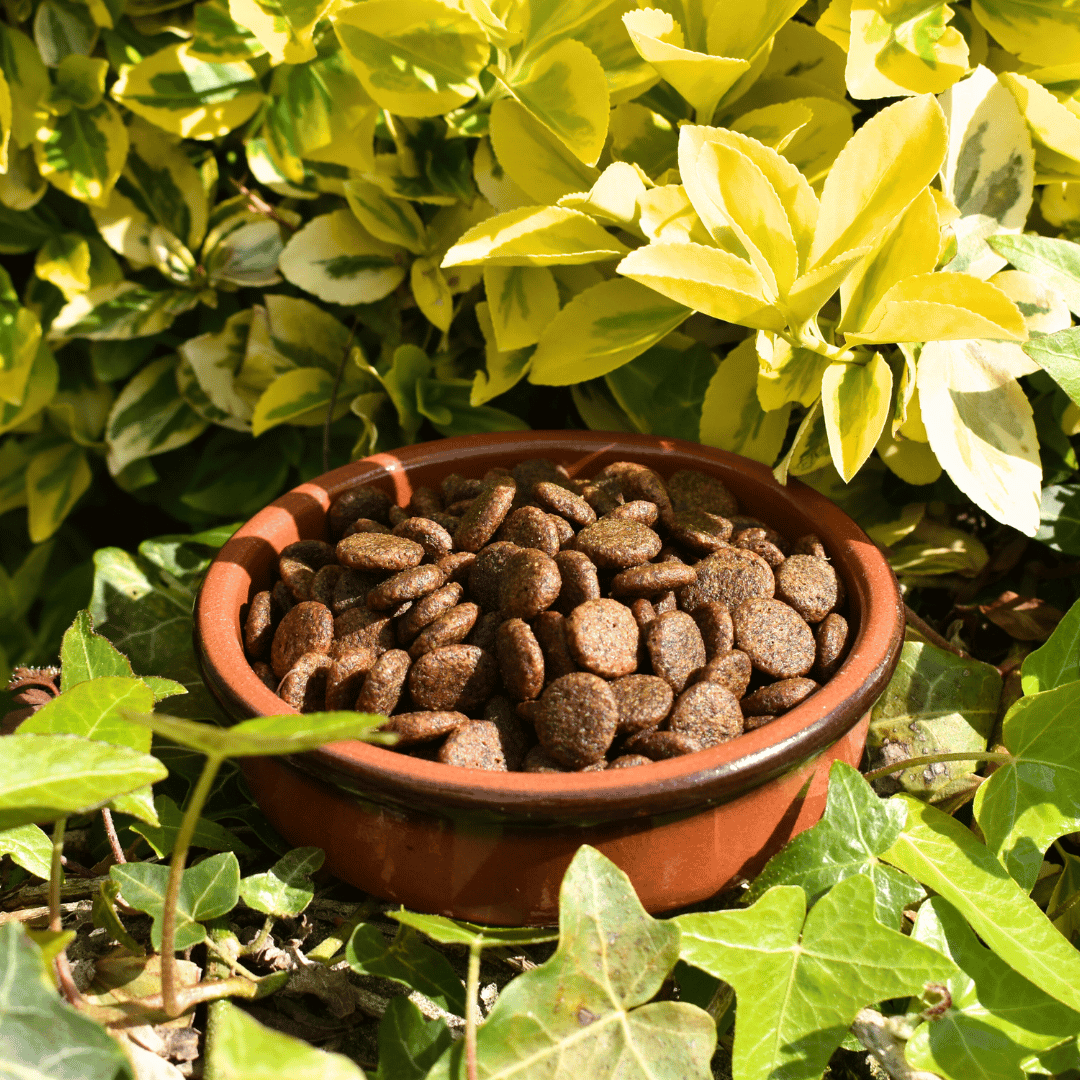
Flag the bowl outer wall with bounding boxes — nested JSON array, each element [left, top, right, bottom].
[[194, 431, 904, 825]]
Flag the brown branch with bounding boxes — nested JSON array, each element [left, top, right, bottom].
[[904, 604, 969, 658]]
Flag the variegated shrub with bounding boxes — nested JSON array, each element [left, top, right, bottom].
[[1, 0, 1080, 662]]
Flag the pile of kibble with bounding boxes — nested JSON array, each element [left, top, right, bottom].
[[242, 459, 849, 773]]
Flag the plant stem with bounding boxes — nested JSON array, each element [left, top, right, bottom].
[[203, 933, 260, 980], [904, 604, 969, 658], [466, 942, 482, 1080], [49, 818, 66, 933], [322, 316, 360, 473], [242, 914, 274, 956], [160, 753, 225, 1018], [1048, 888, 1080, 924], [863, 750, 1013, 783], [101, 808, 125, 864]]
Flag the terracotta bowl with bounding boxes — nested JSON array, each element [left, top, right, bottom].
[[194, 431, 903, 925]]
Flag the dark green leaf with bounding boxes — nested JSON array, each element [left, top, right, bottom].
[[20, 676, 154, 753], [239, 846, 323, 917], [92, 879, 144, 956], [374, 996, 453, 1080], [415, 377, 530, 437], [110, 850, 240, 950], [130, 794, 253, 858], [989, 234, 1080, 315], [1021, 595, 1080, 694], [745, 761, 924, 928], [1035, 483, 1080, 555], [390, 911, 558, 949]]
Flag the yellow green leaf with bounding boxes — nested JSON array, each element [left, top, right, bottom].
[[34, 232, 91, 301], [876, 426, 942, 485], [46, 382, 114, 445], [617, 242, 785, 332], [89, 186, 154, 269], [774, 398, 832, 483], [572, 0, 659, 106], [483, 265, 559, 351], [990, 269, 1072, 335], [0, 25, 51, 150], [761, 18, 848, 98], [622, 8, 749, 123], [0, 438, 30, 515], [202, 199, 288, 289], [34, 99, 127, 207], [774, 96, 854, 187], [0, 303, 42, 406], [0, 69, 11, 174], [609, 103, 678, 179], [999, 72, 1080, 182], [705, 0, 805, 62], [0, 342, 58, 436], [228, 0, 333, 66], [0, 144, 48, 212], [410, 256, 453, 333], [502, 39, 609, 167], [110, 43, 263, 141], [557, 162, 648, 230], [443, 205, 629, 268], [188, 0, 266, 62], [331, 0, 487, 118], [26, 441, 91, 543], [918, 337, 1041, 534], [50, 282, 199, 341], [528, 277, 689, 385], [729, 101, 813, 153], [845, 272, 1027, 344], [177, 308, 255, 428], [344, 178, 426, 255], [785, 247, 874, 324], [809, 94, 947, 269], [971, 0, 1080, 68], [279, 208, 406, 306], [638, 184, 713, 246], [756, 331, 832, 411], [472, 135, 534, 212], [488, 97, 599, 205], [43, 54, 108, 113], [817, 0, 852, 51], [251, 366, 345, 437], [822, 353, 893, 481], [700, 336, 791, 465], [472, 299, 533, 405]]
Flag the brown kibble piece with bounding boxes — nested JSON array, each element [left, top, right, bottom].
[[573, 518, 662, 569], [742, 677, 819, 716], [631, 598, 656, 629], [393, 517, 454, 560], [693, 602, 734, 659], [279, 540, 336, 601], [667, 469, 738, 517], [565, 599, 639, 678], [611, 562, 697, 597], [815, 613, 849, 679], [623, 729, 700, 759], [511, 458, 568, 493], [732, 598, 816, 679], [310, 565, 344, 608], [408, 603, 480, 658], [793, 533, 827, 559], [397, 582, 464, 643], [252, 660, 277, 691], [454, 474, 517, 552], [595, 462, 672, 519], [244, 591, 275, 659], [437, 721, 509, 770], [532, 611, 577, 682], [331, 568, 382, 616], [775, 554, 839, 624], [608, 755, 652, 769], [669, 682, 743, 748], [655, 591, 677, 613], [534, 673, 618, 768], [343, 518, 392, 538], [696, 649, 753, 698], [325, 649, 377, 710], [496, 506, 560, 556], [330, 485, 391, 536], [354, 649, 410, 715], [609, 674, 673, 735], [367, 564, 446, 611], [271, 580, 296, 617], [278, 652, 332, 712], [468, 542, 519, 612], [388, 506, 409, 527], [467, 611, 501, 652], [579, 478, 624, 516], [607, 500, 659, 525], [646, 611, 706, 693], [408, 486, 442, 518], [332, 605, 395, 655], [523, 745, 569, 773], [496, 619, 545, 700], [667, 510, 734, 553], [483, 696, 531, 770], [499, 549, 561, 619], [437, 551, 476, 584], [408, 645, 498, 712], [441, 473, 482, 503], [676, 547, 775, 614], [553, 550, 600, 614], [337, 533, 425, 572], [734, 529, 786, 569], [744, 714, 778, 731], [382, 711, 467, 746], [533, 481, 596, 527], [271, 601, 333, 679]]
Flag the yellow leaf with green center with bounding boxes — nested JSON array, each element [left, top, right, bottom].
[[332, 0, 487, 118], [809, 93, 947, 269], [705, 0, 805, 62], [177, 308, 255, 427], [622, 8, 749, 123], [279, 209, 406, 306], [483, 265, 560, 351], [999, 72, 1080, 182], [472, 300, 533, 405], [876, 426, 942, 485], [34, 232, 91, 301], [43, 54, 108, 114], [638, 184, 713, 246], [822, 353, 893, 480], [729, 101, 813, 153], [700, 336, 791, 465], [489, 98, 599, 205], [187, 0, 266, 62], [0, 342, 57, 436], [344, 178, 426, 255], [34, 99, 128, 207], [0, 144, 48, 213], [0, 69, 11, 173], [0, 25, 50, 150], [774, 398, 831, 483], [228, 0, 333, 65], [762, 19, 848, 97], [558, 162, 648, 230], [972, 0, 1080, 67], [0, 439, 31, 515], [990, 269, 1072, 335], [774, 96, 854, 187], [609, 103, 678, 178], [502, 39, 609, 167], [817, 0, 852, 50], [918, 337, 1041, 534], [756, 331, 833, 411], [571, 0, 659, 106], [617, 242, 785, 331], [26, 441, 92, 543], [411, 256, 454, 333], [110, 43, 264, 141], [50, 282, 199, 341], [251, 366, 349, 436]]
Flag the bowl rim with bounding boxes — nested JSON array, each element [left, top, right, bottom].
[[194, 430, 904, 821]]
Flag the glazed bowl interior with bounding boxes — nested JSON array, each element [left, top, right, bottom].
[[194, 431, 903, 823]]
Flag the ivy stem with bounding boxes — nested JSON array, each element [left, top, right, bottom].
[[904, 605, 969, 659], [322, 316, 361, 474], [160, 753, 225, 1018], [48, 817, 66, 933], [466, 942, 482, 1080], [101, 808, 125, 865], [243, 914, 275, 957], [863, 751, 1013, 783], [1047, 887, 1080, 925]]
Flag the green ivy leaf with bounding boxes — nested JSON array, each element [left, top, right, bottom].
[[131, 794, 254, 858], [677, 874, 955, 1080], [428, 845, 715, 1079], [238, 846, 324, 916], [91, 878, 144, 955], [989, 233, 1080, 316], [0, 732, 167, 829], [0, 922, 135, 1080], [110, 850, 241, 950], [746, 761, 924, 929], [1021, 595, 1080, 694], [373, 996, 452, 1080], [20, 675, 154, 753], [389, 911, 558, 949], [60, 608, 133, 690], [0, 822, 52, 879]]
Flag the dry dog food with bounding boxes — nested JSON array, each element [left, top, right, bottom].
[[243, 457, 852, 772]]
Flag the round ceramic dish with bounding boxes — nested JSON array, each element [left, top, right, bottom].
[[194, 431, 903, 925]]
